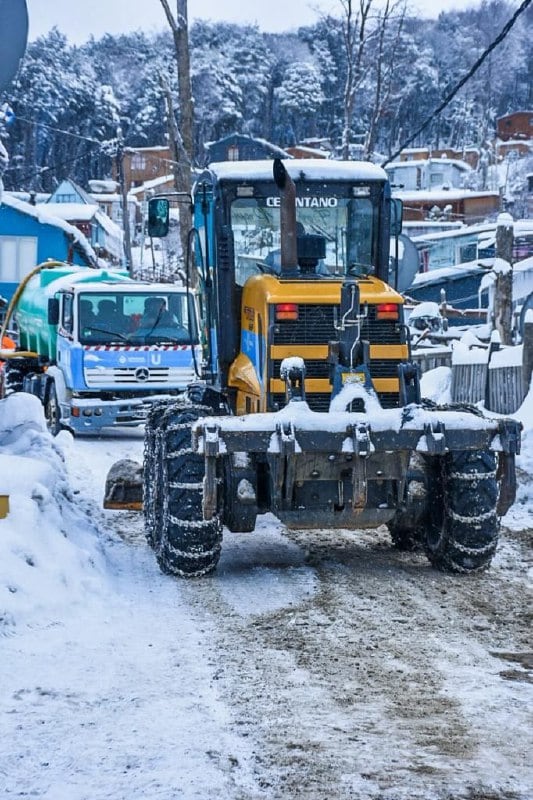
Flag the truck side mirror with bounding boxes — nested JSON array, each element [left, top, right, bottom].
[[391, 198, 403, 236], [147, 197, 170, 238], [48, 298, 60, 325]]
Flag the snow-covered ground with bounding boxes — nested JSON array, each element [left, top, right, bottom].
[[0, 382, 531, 799]]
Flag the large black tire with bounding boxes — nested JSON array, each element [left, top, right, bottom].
[[143, 401, 168, 548], [45, 383, 62, 436], [424, 450, 499, 573], [2, 357, 39, 395], [148, 401, 222, 577]]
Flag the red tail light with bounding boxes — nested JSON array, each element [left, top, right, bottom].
[[275, 303, 299, 321], [376, 303, 399, 320]]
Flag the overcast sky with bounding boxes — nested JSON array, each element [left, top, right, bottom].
[[26, 0, 479, 43]]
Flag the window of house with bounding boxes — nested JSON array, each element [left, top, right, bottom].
[[0, 236, 38, 283], [55, 193, 77, 202], [227, 145, 240, 161], [131, 153, 146, 170]]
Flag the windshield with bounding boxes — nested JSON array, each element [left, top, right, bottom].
[[77, 291, 197, 346], [230, 192, 377, 286]]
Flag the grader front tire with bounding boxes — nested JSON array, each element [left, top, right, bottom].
[[146, 402, 222, 578]]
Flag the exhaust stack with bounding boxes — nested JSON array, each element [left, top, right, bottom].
[[273, 159, 298, 276]]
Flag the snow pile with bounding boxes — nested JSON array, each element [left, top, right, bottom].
[[503, 375, 533, 530], [0, 394, 107, 632], [420, 365, 452, 403]]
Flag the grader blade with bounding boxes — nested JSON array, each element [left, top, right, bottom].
[[103, 459, 143, 510]]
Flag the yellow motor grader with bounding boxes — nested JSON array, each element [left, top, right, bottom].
[[105, 158, 520, 577]]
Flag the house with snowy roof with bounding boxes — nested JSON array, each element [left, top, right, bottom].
[[385, 158, 500, 224], [45, 179, 124, 265], [0, 193, 96, 302], [204, 134, 290, 164]]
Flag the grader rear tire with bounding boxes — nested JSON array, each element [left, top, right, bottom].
[[425, 450, 499, 574]]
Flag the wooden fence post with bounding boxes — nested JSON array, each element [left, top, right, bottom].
[[493, 213, 514, 346], [523, 312, 533, 396]]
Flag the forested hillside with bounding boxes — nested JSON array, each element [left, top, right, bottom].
[[1, 0, 531, 192]]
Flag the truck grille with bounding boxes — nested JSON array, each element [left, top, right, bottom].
[[272, 305, 336, 344], [272, 304, 404, 347], [272, 358, 400, 381], [271, 392, 333, 412], [270, 303, 404, 410], [272, 359, 330, 379], [84, 366, 194, 387]]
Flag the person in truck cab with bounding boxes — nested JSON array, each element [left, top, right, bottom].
[[94, 299, 127, 334], [79, 300, 96, 330], [140, 297, 173, 328]]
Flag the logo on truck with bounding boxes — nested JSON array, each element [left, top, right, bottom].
[[135, 367, 150, 382]]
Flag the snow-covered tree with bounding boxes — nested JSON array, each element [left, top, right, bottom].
[[275, 61, 325, 141]]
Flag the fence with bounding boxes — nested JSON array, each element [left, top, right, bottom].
[[449, 319, 533, 413], [411, 346, 452, 374]]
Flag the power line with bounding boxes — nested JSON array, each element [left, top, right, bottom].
[[382, 0, 532, 167], [13, 114, 181, 170]]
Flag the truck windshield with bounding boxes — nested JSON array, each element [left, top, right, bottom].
[[77, 291, 197, 346], [230, 192, 377, 286]]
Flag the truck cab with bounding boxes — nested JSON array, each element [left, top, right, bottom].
[[7, 266, 202, 433]]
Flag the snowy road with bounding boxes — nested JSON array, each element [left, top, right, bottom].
[[2, 421, 532, 800]]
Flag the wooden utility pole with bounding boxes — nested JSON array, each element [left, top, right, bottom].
[[117, 128, 134, 275], [493, 213, 514, 346], [159, 0, 194, 278]]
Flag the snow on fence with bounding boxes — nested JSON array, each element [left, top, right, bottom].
[[411, 346, 452, 374], [486, 346, 524, 414], [450, 318, 533, 413]]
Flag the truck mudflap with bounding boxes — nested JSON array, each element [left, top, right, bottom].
[[192, 400, 521, 522]]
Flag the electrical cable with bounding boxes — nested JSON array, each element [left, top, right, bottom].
[[382, 0, 532, 167]]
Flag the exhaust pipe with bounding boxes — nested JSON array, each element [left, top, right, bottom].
[[273, 159, 298, 276]]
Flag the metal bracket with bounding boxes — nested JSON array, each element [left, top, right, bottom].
[[423, 421, 446, 454], [352, 460, 367, 509], [280, 358, 306, 402], [498, 419, 522, 456], [276, 421, 297, 455], [202, 424, 220, 520], [204, 423, 220, 457], [350, 422, 371, 457]]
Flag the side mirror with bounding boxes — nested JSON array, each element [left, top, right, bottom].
[[147, 197, 170, 238], [391, 198, 403, 236], [47, 298, 60, 325]]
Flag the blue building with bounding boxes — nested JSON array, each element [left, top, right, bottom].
[[0, 193, 96, 302], [46, 179, 125, 265]]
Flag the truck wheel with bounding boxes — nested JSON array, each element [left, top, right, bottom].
[[425, 450, 499, 573], [45, 384, 62, 436], [3, 358, 28, 394], [156, 403, 222, 578]]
